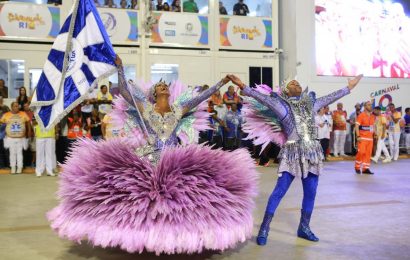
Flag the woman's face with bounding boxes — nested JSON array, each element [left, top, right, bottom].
[[20, 87, 26, 96], [155, 83, 170, 98]]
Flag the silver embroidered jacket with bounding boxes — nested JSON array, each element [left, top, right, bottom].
[[118, 65, 224, 162], [243, 86, 350, 178]]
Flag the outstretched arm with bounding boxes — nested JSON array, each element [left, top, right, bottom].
[[314, 74, 363, 111], [181, 76, 230, 115], [228, 74, 289, 120], [115, 55, 146, 112]]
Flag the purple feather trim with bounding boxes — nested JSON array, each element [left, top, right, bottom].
[[48, 139, 258, 255], [242, 85, 286, 151]]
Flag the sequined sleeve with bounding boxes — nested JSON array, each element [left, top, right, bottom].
[[313, 86, 350, 112], [118, 65, 146, 107], [242, 86, 288, 120], [181, 80, 225, 112]]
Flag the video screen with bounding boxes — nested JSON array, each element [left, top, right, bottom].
[[315, 0, 410, 78]]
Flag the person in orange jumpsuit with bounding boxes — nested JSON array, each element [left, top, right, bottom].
[[355, 101, 376, 174]]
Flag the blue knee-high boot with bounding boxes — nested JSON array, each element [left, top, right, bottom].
[[257, 172, 294, 245], [297, 209, 319, 242], [256, 213, 274, 245]]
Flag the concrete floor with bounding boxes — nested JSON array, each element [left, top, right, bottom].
[[1, 160, 410, 260]]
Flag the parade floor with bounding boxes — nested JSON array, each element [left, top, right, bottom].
[[1, 159, 409, 260]]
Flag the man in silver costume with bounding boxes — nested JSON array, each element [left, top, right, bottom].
[[228, 74, 363, 244]]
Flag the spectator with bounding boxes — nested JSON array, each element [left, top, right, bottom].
[[97, 84, 113, 118], [81, 87, 97, 122], [404, 107, 410, 154], [16, 87, 29, 111], [156, 0, 164, 11], [0, 102, 31, 174], [332, 102, 347, 157], [0, 79, 8, 98], [348, 103, 362, 154], [371, 106, 391, 163], [86, 108, 103, 141], [183, 0, 199, 13], [47, 0, 62, 5], [224, 103, 242, 150], [102, 114, 124, 139], [131, 0, 138, 9], [104, 0, 117, 8], [120, 0, 128, 9], [223, 85, 239, 109], [56, 117, 69, 164], [94, 0, 101, 7], [210, 90, 223, 106], [0, 96, 10, 168], [33, 120, 56, 177], [208, 107, 226, 149], [23, 103, 34, 121], [67, 110, 83, 148], [171, 0, 181, 12], [233, 0, 249, 16], [219, 1, 228, 15], [316, 107, 332, 160], [23, 103, 35, 167], [355, 101, 376, 174], [163, 2, 171, 11], [387, 103, 402, 161]]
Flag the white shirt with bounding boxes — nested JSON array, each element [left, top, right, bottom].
[[316, 114, 333, 139], [214, 104, 227, 119], [81, 88, 97, 113]]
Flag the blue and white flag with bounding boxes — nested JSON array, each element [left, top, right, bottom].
[[31, 0, 116, 129]]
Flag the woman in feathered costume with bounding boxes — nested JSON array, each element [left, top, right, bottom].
[[47, 56, 258, 255], [228, 74, 363, 244]]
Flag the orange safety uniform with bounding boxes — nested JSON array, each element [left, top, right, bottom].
[[355, 112, 376, 171]]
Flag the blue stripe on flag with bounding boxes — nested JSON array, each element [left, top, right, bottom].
[[63, 76, 81, 109], [83, 43, 116, 66], [38, 105, 52, 128], [48, 49, 65, 72], [36, 73, 56, 101], [80, 64, 96, 86], [72, 0, 91, 38], [60, 14, 72, 34], [89, 4, 116, 60]]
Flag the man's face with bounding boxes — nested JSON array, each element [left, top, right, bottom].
[[355, 104, 361, 111], [101, 86, 107, 94], [231, 104, 237, 112], [364, 102, 372, 112], [374, 109, 381, 116], [228, 86, 235, 95], [11, 103, 19, 113], [337, 103, 343, 110], [286, 80, 302, 97], [389, 104, 395, 112]]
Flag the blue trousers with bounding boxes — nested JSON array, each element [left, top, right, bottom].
[[265, 171, 319, 214]]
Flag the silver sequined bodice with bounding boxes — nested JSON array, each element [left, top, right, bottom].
[[143, 103, 182, 150]]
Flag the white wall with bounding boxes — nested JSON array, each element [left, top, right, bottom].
[[280, 0, 410, 113]]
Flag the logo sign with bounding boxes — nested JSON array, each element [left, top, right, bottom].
[[0, 3, 58, 39], [220, 16, 272, 49], [155, 12, 203, 45], [65, 38, 84, 78], [101, 12, 118, 37]]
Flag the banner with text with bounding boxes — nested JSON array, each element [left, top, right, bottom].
[[220, 16, 272, 50], [98, 7, 138, 44], [151, 12, 208, 48], [0, 2, 60, 41]]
